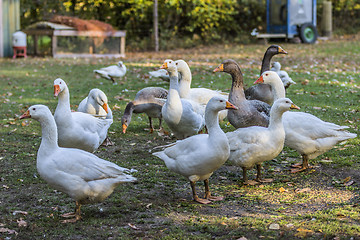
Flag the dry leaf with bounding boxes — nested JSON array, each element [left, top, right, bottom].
[[0, 227, 18, 235], [344, 180, 354, 186], [13, 210, 28, 215], [269, 223, 280, 230], [237, 237, 248, 240], [278, 187, 287, 193], [295, 188, 311, 194], [342, 176, 351, 183], [295, 228, 313, 238], [128, 223, 139, 230], [17, 218, 27, 227]]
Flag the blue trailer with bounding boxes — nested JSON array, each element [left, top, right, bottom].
[[254, 0, 318, 43]]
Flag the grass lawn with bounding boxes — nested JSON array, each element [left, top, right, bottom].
[[0, 39, 359, 239]]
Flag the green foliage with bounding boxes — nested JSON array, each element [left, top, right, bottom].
[[18, 0, 360, 50]]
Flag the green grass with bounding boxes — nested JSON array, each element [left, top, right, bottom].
[[0, 40, 359, 239]]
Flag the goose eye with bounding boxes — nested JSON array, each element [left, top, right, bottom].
[[220, 100, 223, 102], [32, 107, 36, 111], [176, 62, 178, 65], [266, 73, 268, 76]]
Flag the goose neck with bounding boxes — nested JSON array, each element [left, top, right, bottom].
[[57, 86, 71, 113], [268, 108, 285, 130], [178, 69, 191, 98], [38, 113, 59, 151], [271, 80, 286, 103], [205, 109, 223, 137], [260, 51, 276, 75]]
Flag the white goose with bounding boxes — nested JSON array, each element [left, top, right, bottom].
[[78, 88, 113, 119], [148, 68, 170, 82], [53, 78, 113, 152], [20, 105, 136, 223], [270, 62, 296, 89], [256, 71, 357, 172], [227, 98, 300, 184], [175, 59, 228, 120], [160, 59, 205, 139], [94, 61, 126, 84], [153, 96, 237, 204]]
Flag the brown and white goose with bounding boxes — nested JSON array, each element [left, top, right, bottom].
[[213, 59, 270, 128], [245, 45, 287, 104], [121, 87, 168, 133]]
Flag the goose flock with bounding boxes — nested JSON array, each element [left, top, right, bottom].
[[19, 45, 357, 222]]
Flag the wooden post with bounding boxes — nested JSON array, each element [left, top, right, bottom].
[[33, 35, 38, 55], [322, 1, 332, 37], [51, 34, 57, 57], [0, 0, 3, 57], [153, 0, 159, 52], [120, 36, 125, 57]]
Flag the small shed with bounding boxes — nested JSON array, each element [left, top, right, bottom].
[[23, 21, 126, 58], [0, 0, 20, 57]]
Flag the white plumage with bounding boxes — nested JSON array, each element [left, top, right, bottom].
[[271, 62, 296, 89], [94, 61, 126, 84], [20, 104, 136, 223], [226, 98, 299, 184], [257, 71, 357, 172], [53, 78, 113, 152], [153, 96, 237, 204], [160, 59, 205, 139], [78, 88, 113, 119]]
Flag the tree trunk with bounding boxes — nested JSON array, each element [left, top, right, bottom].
[[153, 0, 159, 52]]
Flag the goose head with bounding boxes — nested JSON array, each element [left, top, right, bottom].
[[175, 59, 190, 73], [53, 78, 67, 97], [121, 109, 132, 134], [254, 71, 282, 85], [160, 59, 177, 74], [89, 89, 109, 113], [268, 45, 287, 55], [213, 59, 240, 75], [20, 104, 51, 121], [117, 61, 124, 68], [273, 98, 300, 113], [206, 96, 238, 113]]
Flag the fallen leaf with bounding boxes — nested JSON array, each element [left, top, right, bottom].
[[17, 218, 27, 227], [344, 180, 354, 186], [278, 187, 287, 193], [295, 228, 313, 238], [269, 223, 280, 230], [128, 223, 139, 230], [342, 176, 351, 183], [237, 237, 248, 240], [0, 227, 18, 235], [13, 210, 28, 215], [295, 188, 311, 194]]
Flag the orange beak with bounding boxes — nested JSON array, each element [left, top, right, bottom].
[[213, 64, 224, 73], [102, 103, 109, 113], [225, 101, 238, 110], [254, 75, 264, 84], [122, 124, 127, 133], [160, 62, 168, 69], [20, 110, 31, 119], [54, 85, 61, 97], [278, 46, 288, 54], [290, 103, 300, 110]]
